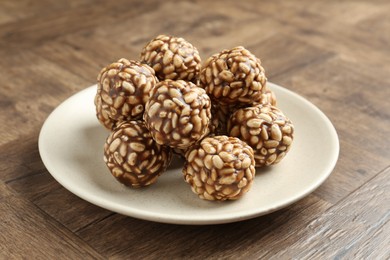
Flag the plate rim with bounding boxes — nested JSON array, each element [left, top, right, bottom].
[[38, 82, 339, 225]]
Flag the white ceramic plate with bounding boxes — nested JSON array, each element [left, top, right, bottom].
[[39, 83, 339, 225]]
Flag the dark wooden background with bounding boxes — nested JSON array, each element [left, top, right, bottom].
[[1, 0, 389, 258]]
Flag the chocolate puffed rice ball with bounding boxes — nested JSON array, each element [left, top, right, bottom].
[[256, 85, 277, 107], [209, 85, 276, 136], [144, 79, 212, 149], [183, 136, 256, 201], [140, 35, 201, 82], [200, 46, 267, 105], [228, 104, 294, 167], [104, 121, 172, 188], [95, 58, 158, 130]]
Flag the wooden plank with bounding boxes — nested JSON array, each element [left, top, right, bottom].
[[1, 133, 112, 232], [0, 181, 104, 259], [0, 133, 44, 182], [6, 171, 113, 233], [247, 33, 335, 78], [61, 0, 279, 60], [0, 0, 160, 52], [76, 194, 331, 258], [0, 50, 89, 145], [272, 55, 390, 204], [313, 140, 387, 204], [273, 55, 390, 158], [0, 0, 105, 25], [257, 166, 390, 259], [46, 3, 334, 87], [343, 218, 390, 259], [33, 37, 138, 83], [300, 1, 383, 24], [270, 1, 390, 72], [223, 0, 390, 74], [54, 32, 334, 87]]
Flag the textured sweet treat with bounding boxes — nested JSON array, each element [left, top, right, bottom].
[[256, 85, 277, 107], [209, 86, 276, 136], [144, 79, 212, 149], [104, 121, 172, 188], [228, 104, 294, 167], [95, 58, 158, 130], [200, 46, 267, 105], [183, 136, 256, 201], [171, 113, 219, 158], [140, 35, 201, 82], [171, 107, 220, 158]]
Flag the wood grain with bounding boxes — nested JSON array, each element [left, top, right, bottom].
[[259, 166, 390, 259], [0, 0, 389, 258], [0, 182, 103, 259], [76, 195, 331, 259]]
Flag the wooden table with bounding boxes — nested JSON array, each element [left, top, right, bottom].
[[1, 0, 389, 258]]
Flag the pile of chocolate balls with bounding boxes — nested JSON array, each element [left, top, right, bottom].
[[95, 35, 294, 201]]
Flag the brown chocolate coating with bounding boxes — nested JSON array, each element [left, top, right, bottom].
[[143, 79, 212, 149], [228, 104, 294, 167], [95, 58, 158, 130], [183, 136, 256, 201], [104, 121, 172, 188], [209, 102, 231, 136], [209, 85, 277, 136], [255, 85, 277, 107], [200, 46, 267, 105], [140, 35, 201, 82]]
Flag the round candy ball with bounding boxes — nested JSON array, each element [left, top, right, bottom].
[[200, 46, 267, 105], [140, 34, 201, 82], [144, 79, 212, 149], [228, 104, 294, 167], [95, 58, 158, 130], [104, 121, 172, 188], [256, 85, 277, 107], [209, 86, 276, 136], [183, 136, 256, 201]]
